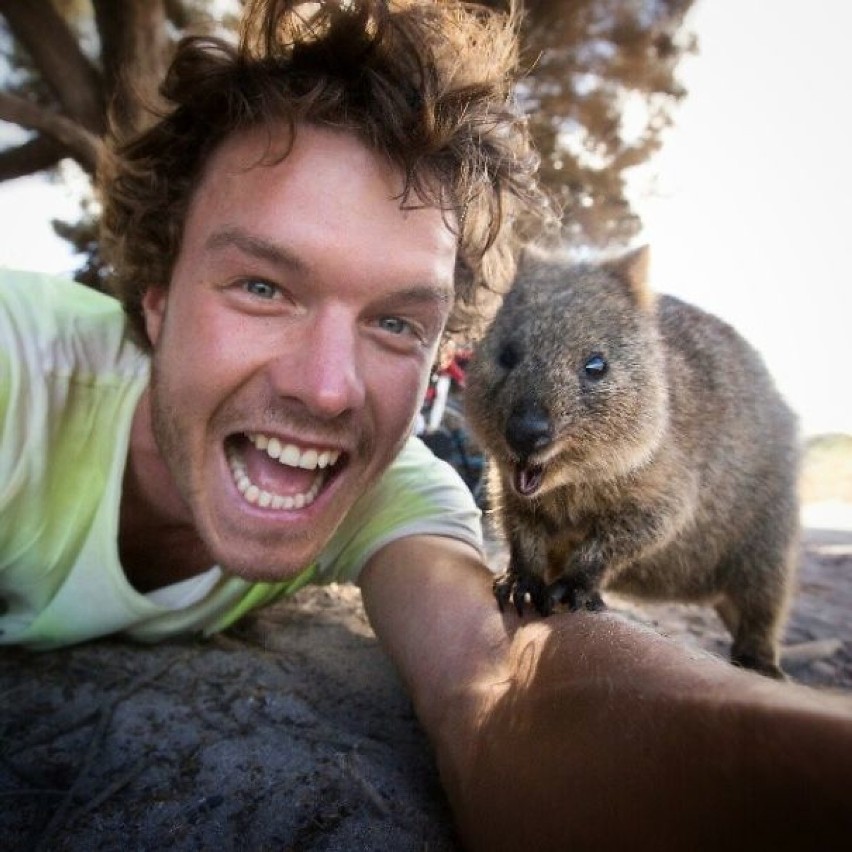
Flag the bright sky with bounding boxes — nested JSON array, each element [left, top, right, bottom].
[[628, 0, 852, 437], [0, 0, 850, 437], [0, 166, 85, 273]]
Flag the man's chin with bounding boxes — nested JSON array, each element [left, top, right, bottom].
[[199, 454, 388, 582], [216, 555, 317, 584]]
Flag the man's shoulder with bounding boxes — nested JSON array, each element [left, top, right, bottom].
[[0, 268, 145, 377], [313, 436, 482, 584], [0, 268, 122, 324], [333, 436, 470, 534], [384, 435, 471, 492]]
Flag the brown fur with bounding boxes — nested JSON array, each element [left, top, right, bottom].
[[465, 245, 800, 678]]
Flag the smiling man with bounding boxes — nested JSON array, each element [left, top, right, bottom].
[[127, 125, 460, 592], [2, 0, 535, 644], [1, 2, 851, 850]]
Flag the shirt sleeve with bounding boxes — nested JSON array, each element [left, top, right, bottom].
[[313, 436, 483, 584]]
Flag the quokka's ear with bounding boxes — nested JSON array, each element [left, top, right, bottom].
[[515, 242, 551, 276], [604, 245, 654, 309]]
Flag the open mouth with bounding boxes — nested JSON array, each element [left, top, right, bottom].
[[225, 432, 345, 510], [512, 462, 544, 497]]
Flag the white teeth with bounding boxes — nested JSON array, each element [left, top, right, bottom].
[[227, 442, 329, 511], [247, 433, 340, 471], [281, 444, 300, 466], [299, 448, 318, 470]]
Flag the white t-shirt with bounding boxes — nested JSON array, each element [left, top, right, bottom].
[[0, 269, 482, 649]]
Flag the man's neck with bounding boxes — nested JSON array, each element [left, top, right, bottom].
[[120, 389, 214, 593]]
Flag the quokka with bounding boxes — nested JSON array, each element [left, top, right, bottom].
[[465, 245, 800, 678]]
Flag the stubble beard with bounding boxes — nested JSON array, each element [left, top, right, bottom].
[[146, 352, 412, 580], [146, 355, 205, 530]]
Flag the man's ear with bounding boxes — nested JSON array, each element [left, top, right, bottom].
[[141, 286, 168, 346]]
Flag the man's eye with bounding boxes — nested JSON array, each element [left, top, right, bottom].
[[378, 316, 411, 335], [243, 279, 279, 300]]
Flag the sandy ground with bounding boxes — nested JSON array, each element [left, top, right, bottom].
[[2, 514, 850, 851]]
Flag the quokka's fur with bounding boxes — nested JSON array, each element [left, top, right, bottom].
[[464, 245, 800, 678]]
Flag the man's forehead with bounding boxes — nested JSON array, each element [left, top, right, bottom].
[[199, 122, 458, 228]]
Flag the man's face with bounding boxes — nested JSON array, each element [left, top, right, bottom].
[[142, 124, 457, 580]]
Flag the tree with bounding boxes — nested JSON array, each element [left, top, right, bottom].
[[0, 0, 239, 286], [0, 0, 239, 178], [0, 0, 695, 278], [501, 0, 697, 246]]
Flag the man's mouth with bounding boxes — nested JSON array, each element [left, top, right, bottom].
[[225, 432, 343, 510]]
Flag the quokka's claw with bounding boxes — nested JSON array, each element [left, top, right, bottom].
[[528, 579, 552, 616], [512, 575, 528, 616], [493, 573, 513, 613], [493, 571, 552, 617], [548, 579, 606, 613]]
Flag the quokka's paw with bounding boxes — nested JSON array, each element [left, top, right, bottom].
[[548, 577, 606, 613], [731, 651, 787, 680], [493, 570, 552, 617]]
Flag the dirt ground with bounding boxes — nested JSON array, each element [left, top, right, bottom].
[[2, 513, 850, 851]]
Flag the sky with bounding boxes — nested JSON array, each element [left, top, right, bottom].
[[0, 0, 850, 437], [627, 0, 852, 437]]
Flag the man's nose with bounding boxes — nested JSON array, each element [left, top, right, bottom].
[[267, 307, 367, 420]]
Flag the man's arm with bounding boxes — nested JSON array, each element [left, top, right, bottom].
[[359, 535, 852, 851]]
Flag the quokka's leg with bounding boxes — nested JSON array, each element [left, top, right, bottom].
[[718, 550, 796, 680], [493, 522, 551, 616]]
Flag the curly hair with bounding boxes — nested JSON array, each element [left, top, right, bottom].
[[99, 0, 555, 347]]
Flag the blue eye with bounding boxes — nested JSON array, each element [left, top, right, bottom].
[[378, 316, 410, 335], [583, 353, 608, 379], [243, 279, 279, 299]]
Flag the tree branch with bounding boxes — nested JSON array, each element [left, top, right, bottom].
[[92, 0, 172, 130], [0, 0, 105, 133], [0, 137, 67, 181], [0, 92, 101, 174]]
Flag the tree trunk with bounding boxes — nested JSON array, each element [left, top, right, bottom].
[[0, 90, 101, 173], [0, 137, 66, 182], [0, 0, 105, 132], [92, 0, 172, 133]]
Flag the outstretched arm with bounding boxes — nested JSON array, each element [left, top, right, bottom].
[[359, 535, 852, 852]]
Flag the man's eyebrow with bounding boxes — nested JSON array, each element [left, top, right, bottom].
[[205, 227, 307, 272], [387, 282, 454, 308]]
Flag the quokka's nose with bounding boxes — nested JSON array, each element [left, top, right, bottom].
[[505, 402, 553, 457]]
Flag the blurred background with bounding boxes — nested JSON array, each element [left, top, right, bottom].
[[0, 0, 849, 503]]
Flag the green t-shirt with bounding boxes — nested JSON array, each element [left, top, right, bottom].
[[0, 269, 482, 649]]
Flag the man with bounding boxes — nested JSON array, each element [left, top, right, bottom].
[[1, 2, 850, 850], [2, 0, 535, 644]]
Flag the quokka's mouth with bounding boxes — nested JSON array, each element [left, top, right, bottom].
[[512, 462, 544, 497]]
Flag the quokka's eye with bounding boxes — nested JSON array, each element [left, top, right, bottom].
[[497, 342, 520, 370], [583, 353, 608, 379]]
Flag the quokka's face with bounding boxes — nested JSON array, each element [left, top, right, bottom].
[[465, 258, 668, 499]]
